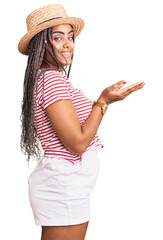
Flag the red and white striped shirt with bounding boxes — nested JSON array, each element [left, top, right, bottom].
[[33, 69, 103, 163]]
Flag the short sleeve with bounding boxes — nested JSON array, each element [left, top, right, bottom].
[[36, 70, 71, 109]]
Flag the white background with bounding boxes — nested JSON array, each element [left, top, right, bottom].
[[0, 0, 163, 239]]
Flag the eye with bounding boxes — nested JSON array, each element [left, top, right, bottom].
[[69, 36, 74, 40], [53, 37, 62, 41], [69, 35, 75, 41]]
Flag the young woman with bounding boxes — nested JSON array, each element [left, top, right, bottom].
[[18, 4, 145, 240]]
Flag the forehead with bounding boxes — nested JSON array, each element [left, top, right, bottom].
[[52, 24, 73, 33]]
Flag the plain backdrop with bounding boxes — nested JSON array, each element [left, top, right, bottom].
[[0, 0, 163, 239]]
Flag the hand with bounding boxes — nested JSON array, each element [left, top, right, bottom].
[[98, 80, 145, 105]]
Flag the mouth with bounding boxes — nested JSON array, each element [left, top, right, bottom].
[[61, 52, 72, 58]]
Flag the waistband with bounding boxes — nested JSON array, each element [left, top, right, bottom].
[[41, 144, 101, 164]]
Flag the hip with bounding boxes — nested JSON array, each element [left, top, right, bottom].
[[28, 147, 100, 194]]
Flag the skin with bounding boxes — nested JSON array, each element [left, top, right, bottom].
[[40, 24, 145, 240], [41, 24, 75, 70], [41, 222, 89, 240]]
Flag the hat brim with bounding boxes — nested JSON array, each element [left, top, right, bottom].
[[18, 17, 84, 55]]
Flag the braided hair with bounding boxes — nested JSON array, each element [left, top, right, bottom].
[[20, 26, 74, 162]]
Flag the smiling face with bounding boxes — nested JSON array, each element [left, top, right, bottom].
[[43, 24, 75, 70]]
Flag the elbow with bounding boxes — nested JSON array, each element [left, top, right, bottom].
[[74, 146, 87, 155], [67, 141, 88, 156], [61, 133, 89, 156]]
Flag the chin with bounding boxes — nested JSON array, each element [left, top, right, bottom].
[[62, 59, 72, 66]]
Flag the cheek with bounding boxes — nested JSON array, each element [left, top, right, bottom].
[[71, 41, 75, 50], [52, 44, 62, 59], [52, 41, 62, 51]]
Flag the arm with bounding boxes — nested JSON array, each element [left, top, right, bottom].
[[46, 98, 103, 155], [46, 80, 145, 155]]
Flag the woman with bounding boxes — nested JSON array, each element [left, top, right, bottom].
[[18, 4, 145, 240]]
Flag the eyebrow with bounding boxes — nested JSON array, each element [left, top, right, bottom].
[[53, 30, 74, 35]]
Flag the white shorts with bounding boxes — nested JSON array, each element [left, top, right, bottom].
[[28, 147, 100, 226]]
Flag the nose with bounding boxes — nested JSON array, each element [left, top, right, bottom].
[[63, 38, 71, 48]]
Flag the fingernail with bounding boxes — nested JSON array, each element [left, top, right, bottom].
[[117, 80, 127, 85]]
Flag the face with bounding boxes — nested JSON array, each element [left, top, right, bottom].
[[44, 24, 75, 69]]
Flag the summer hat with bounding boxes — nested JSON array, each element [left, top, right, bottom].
[[18, 4, 84, 55]]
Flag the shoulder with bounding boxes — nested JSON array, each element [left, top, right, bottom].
[[38, 69, 68, 82], [36, 69, 69, 90], [36, 69, 72, 97]]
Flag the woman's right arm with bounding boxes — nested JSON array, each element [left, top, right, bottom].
[[46, 80, 145, 155]]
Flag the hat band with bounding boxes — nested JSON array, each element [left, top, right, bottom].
[[36, 17, 62, 26]]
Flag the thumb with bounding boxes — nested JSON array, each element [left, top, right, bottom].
[[109, 80, 127, 91], [117, 80, 127, 85], [112, 80, 127, 91]]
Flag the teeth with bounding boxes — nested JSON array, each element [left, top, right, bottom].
[[62, 52, 71, 56]]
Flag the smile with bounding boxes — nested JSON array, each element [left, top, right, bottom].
[[61, 52, 71, 57]]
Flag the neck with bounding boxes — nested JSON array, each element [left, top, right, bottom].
[[40, 62, 63, 72]]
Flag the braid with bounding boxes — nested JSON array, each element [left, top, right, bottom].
[[20, 27, 73, 163], [21, 30, 47, 162]]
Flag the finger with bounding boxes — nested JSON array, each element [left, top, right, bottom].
[[133, 82, 145, 91], [117, 80, 127, 85], [129, 82, 145, 93], [112, 80, 127, 91], [121, 82, 145, 93], [122, 83, 145, 98]]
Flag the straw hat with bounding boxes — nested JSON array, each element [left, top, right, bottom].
[[18, 4, 84, 55]]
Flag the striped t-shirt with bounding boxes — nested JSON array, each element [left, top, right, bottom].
[[33, 69, 103, 163]]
